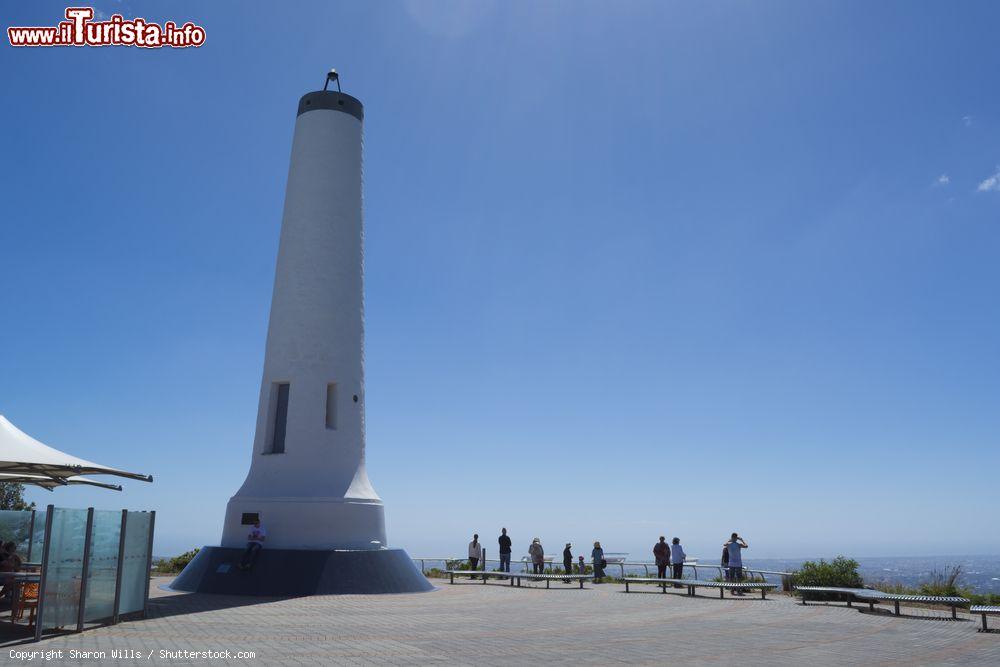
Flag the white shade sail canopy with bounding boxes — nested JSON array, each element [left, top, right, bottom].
[[0, 472, 123, 492], [0, 415, 152, 484]]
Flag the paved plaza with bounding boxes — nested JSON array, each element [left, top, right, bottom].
[[4, 576, 998, 665]]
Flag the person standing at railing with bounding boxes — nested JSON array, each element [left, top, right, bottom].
[[562, 543, 573, 582], [529, 538, 545, 574], [578, 555, 586, 574], [670, 537, 686, 586], [498, 528, 512, 572], [721, 543, 730, 580], [653, 536, 671, 579], [468, 534, 483, 579], [592, 541, 606, 581], [724, 533, 749, 595]]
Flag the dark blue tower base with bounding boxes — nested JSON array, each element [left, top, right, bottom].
[[170, 546, 434, 596]]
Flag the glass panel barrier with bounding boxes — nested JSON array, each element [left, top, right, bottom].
[[83, 510, 122, 623], [118, 511, 152, 616], [40, 507, 88, 632], [30, 509, 46, 562]]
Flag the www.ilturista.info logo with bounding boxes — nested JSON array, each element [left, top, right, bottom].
[[8, 7, 206, 48]]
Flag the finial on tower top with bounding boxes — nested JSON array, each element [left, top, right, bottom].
[[324, 69, 341, 93]]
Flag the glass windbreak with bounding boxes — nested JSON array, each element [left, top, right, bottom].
[[0, 510, 33, 560], [30, 509, 46, 562], [40, 507, 88, 631], [118, 511, 152, 615], [83, 510, 122, 623]]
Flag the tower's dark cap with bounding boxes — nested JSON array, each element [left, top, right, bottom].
[[297, 91, 363, 122]]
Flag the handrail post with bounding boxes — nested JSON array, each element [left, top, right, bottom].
[[112, 510, 128, 624], [142, 512, 156, 618], [33, 505, 55, 643], [77, 507, 95, 632]]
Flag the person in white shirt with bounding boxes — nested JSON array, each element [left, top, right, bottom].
[[724, 533, 749, 595], [670, 537, 686, 586], [239, 519, 266, 571], [468, 534, 483, 578]]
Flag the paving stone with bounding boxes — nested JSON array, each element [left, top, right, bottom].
[[7, 577, 997, 665]]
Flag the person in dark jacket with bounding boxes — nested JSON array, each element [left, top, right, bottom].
[[562, 543, 573, 582], [498, 528, 512, 572], [592, 541, 606, 581], [0, 542, 22, 600], [721, 543, 730, 580], [529, 538, 545, 574], [653, 536, 671, 579]]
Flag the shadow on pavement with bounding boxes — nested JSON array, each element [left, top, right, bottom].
[[0, 589, 294, 648]]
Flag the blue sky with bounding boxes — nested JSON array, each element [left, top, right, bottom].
[[2, 0, 999, 562]]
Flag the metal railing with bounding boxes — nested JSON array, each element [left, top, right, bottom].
[[412, 556, 794, 590]]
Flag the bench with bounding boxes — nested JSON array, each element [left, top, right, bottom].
[[796, 586, 873, 606], [445, 570, 519, 586], [969, 605, 1000, 632], [796, 586, 969, 619], [514, 573, 594, 589], [445, 570, 593, 589], [623, 577, 776, 599]]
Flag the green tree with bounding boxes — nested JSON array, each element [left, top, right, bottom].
[[0, 482, 35, 511]]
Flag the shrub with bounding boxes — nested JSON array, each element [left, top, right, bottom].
[[791, 556, 863, 588], [918, 566, 964, 597], [869, 566, 997, 606], [154, 549, 200, 574], [970, 592, 1000, 606]]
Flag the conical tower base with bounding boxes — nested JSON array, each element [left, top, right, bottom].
[[171, 546, 434, 596]]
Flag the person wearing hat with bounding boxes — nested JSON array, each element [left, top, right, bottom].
[[529, 537, 545, 574], [671, 537, 687, 587], [562, 542, 573, 583]]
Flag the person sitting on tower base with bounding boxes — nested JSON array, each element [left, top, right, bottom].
[[239, 519, 266, 571]]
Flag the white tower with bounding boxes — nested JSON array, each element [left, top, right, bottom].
[[174, 73, 430, 595], [221, 74, 384, 550]]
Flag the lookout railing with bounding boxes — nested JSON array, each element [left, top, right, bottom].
[[411, 555, 794, 591]]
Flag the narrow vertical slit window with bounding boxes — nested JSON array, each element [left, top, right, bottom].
[[326, 383, 337, 430], [270, 382, 290, 453]]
